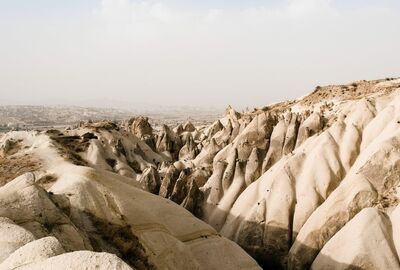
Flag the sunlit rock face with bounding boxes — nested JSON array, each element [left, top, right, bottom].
[[197, 78, 400, 269], [1, 77, 400, 269], [0, 133, 260, 269]]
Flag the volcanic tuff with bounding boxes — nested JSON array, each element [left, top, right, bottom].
[[0, 77, 400, 269]]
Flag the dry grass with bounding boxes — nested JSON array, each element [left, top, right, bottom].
[[49, 134, 89, 166], [0, 152, 43, 187], [300, 78, 399, 107]]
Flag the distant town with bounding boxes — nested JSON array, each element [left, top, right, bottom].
[[0, 105, 221, 132]]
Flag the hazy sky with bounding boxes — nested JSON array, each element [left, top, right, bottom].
[[0, 0, 399, 109]]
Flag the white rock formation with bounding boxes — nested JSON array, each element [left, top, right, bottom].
[[0, 124, 260, 269], [1, 77, 400, 269], [0, 236, 65, 270]]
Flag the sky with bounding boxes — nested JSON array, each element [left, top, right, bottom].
[[0, 0, 399, 109]]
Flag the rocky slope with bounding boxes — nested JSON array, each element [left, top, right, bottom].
[[0, 127, 259, 269], [0, 77, 400, 269]]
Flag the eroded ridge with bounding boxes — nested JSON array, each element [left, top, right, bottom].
[[1, 78, 400, 269]]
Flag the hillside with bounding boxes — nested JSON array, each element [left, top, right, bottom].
[[1, 77, 400, 269]]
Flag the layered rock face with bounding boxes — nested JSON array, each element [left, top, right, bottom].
[[1, 77, 400, 269]]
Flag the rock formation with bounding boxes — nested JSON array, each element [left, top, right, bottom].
[[0, 137, 260, 269], [1, 77, 400, 269]]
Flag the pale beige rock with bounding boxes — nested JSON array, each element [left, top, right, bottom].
[[205, 120, 224, 138], [138, 166, 161, 194], [179, 134, 199, 160], [128, 116, 153, 138], [0, 217, 36, 263], [1, 78, 400, 270], [311, 208, 400, 270], [183, 121, 196, 132], [47, 164, 260, 269], [15, 251, 134, 270], [295, 112, 322, 148], [193, 138, 222, 167], [197, 80, 400, 269], [156, 124, 182, 159], [0, 236, 65, 270], [0, 173, 91, 252], [261, 118, 287, 173]]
